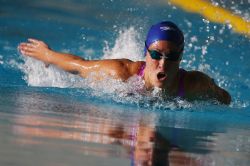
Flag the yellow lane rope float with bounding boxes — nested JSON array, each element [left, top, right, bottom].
[[169, 0, 250, 37]]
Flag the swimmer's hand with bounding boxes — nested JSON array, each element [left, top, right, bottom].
[[18, 38, 51, 67]]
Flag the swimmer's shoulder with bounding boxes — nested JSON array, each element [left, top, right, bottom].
[[184, 70, 214, 93], [185, 70, 212, 84], [184, 70, 231, 104], [128, 60, 145, 76], [104, 58, 145, 80]]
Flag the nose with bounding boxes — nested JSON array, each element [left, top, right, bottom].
[[158, 58, 167, 69]]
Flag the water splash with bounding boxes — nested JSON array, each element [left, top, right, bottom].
[[102, 27, 144, 61], [0, 55, 3, 65], [17, 56, 84, 88]]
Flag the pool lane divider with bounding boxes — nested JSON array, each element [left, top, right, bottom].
[[169, 0, 250, 37]]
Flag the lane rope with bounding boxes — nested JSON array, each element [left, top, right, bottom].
[[169, 0, 250, 37]]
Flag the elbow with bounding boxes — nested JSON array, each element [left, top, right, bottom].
[[223, 91, 231, 105], [218, 89, 231, 105], [68, 70, 80, 75]]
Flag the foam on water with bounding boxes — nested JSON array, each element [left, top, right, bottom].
[[16, 56, 85, 88], [0, 55, 3, 65]]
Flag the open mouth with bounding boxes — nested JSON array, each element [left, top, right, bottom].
[[157, 72, 167, 81]]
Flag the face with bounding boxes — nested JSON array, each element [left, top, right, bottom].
[[144, 40, 181, 89]]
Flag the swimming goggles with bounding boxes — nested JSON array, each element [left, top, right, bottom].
[[145, 42, 181, 61]]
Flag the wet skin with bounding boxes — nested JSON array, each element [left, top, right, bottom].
[[18, 39, 231, 104]]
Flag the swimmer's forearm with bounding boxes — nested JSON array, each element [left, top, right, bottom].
[[46, 50, 89, 75], [19, 39, 91, 76]]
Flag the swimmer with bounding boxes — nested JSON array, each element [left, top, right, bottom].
[[18, 21, 231, 104]]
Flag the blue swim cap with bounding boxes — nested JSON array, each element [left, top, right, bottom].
[[145, 21, 184, 56]]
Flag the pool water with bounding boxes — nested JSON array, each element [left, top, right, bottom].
[[0, 0, 250, 165]]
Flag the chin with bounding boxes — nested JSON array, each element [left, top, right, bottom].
[[153, 81, 165, 88]]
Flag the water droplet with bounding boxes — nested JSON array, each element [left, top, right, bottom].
[[202, 19, 210, 24], [213, 2, 219, 6], [227, 24, 233, 29], [209, 36, 215, 41], [190, 36, 198, 42], [82, 34, 86, 40]]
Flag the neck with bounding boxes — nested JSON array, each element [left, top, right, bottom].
[[162, 73, 179, 95], [144, 72, 153, 90]]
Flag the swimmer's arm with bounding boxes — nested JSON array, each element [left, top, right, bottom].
[[18, 38, 88, 74], [186, 71, 231, 105], [18, 38, 141, 80], [206, 78, 231, 105], [194, 72, 231, 105]]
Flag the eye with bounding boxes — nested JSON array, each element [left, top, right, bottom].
[[165, 52, 180, 61], [149, 50, 162, 60]]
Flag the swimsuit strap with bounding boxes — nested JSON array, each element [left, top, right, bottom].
[[177, 68, 186, 98], [137, 62, 146, 77]]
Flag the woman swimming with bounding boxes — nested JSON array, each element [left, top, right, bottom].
[[18, 21, 231, 104]]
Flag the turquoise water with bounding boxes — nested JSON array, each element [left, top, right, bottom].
[[0, 0, 250, 165]]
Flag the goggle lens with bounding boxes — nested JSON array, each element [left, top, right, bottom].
[[148, 50, 180, 61], [145, 42, 180, 61]]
